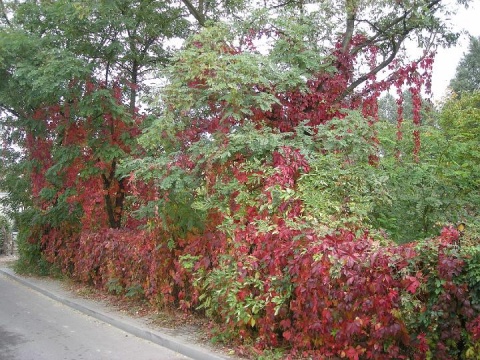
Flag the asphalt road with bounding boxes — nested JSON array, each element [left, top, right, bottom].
[[0, 272, 190, 360]]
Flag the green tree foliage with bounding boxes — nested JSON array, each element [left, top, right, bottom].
[[439, 91, 480, 230], [450, 36, 480, 95], [372, 122, 462, 242], [378, 91, 436, 125], [0, 0, 193, 272], [298, 112, 389, 232], [370, 93, 480, 243], [440, 91, 480, 177], [0, 0, 189, 235]]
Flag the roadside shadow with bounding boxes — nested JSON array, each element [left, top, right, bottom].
[[0, 326, 26, 360]]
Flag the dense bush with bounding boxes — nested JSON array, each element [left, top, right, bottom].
[[33, 100, 480, 358], [3, 8, 480, 359], [39, 210, 480, 358]]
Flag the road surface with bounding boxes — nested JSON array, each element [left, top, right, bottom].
[[0, 272, 190, 360]]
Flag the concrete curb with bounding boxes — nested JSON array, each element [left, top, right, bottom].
[[0, 268, 231, 360]]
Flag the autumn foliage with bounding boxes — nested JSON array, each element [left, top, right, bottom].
[[13, 20, 480, 360]]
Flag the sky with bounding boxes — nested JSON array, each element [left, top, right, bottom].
[[430, 1, 480, 102]]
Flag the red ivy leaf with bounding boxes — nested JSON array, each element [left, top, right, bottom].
[[405, 275, 420, 294]]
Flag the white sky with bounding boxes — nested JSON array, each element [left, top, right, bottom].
[[431, 1, 480, 102]]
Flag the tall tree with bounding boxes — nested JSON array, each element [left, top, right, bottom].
[[130, 0, 473, 242], [0, 0, 189, 229], [378, 91, 436, 125], [450, 35, 480, 94]]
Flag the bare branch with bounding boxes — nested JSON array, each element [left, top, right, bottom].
[[339, 0, 443, 97], [181, 0, 206, 26], [344, 34, 407, 96]]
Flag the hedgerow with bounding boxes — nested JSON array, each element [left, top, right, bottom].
[[8, 14, 480, 360], [37, 207, 480, 358]]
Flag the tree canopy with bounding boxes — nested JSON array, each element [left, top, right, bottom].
[[1, 0, 470, 231], [450, 35, 480, 94]]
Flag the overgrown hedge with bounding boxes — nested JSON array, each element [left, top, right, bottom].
[[15, 109, 480, 359], [23, 220, 480, 359]]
